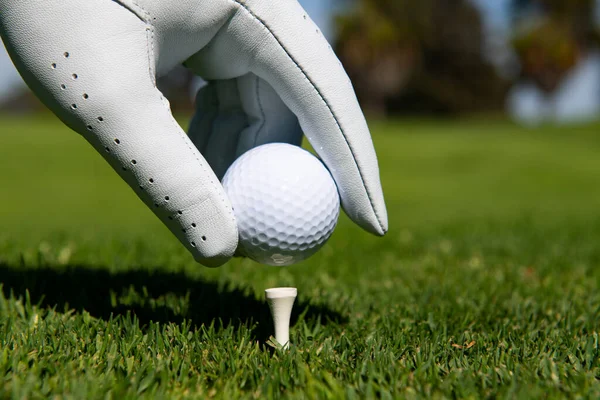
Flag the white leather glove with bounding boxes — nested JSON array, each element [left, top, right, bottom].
[[0, 0, 388, 267]]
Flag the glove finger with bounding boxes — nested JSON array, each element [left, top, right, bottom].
[[0, 0, 238, 267], [235, 73, 303, 156], [188, 79, 247, 180], [188, 74, 303, 179], [220, 0, 388, 235]]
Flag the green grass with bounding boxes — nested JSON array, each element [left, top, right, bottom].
[[1, 113, 599, 398]]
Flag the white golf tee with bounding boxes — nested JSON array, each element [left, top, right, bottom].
[[265, 287, 297, 349]]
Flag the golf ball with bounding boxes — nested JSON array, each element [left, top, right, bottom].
[[222, 143, 340, 266]]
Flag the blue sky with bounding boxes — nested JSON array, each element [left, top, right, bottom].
[[299, 0, 337, 38], [473, 0, 512, 31]]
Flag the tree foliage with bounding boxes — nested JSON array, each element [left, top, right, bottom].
[[511, 0, 599, 92], [334, 0, 508, 116]]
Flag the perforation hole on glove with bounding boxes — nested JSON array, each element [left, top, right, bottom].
[[72, 74, 78, 80]]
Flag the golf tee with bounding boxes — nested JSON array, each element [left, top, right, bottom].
[[265, 287, 297, 349]]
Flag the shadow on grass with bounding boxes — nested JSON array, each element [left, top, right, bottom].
[[0, 263, 347, 341]]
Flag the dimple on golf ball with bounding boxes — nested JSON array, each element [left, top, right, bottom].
[[222, 143, 340, 266]]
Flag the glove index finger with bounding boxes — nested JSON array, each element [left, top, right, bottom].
[[1, 0, 239, 267], [239, 0, 388, 236]]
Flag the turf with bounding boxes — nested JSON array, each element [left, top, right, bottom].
[[0, 113, 599, 398]]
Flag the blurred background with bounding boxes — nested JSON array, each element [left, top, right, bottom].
[[3, 0, 600, 124], [2, 3, 600, 395], [1, 0, 599, 246]]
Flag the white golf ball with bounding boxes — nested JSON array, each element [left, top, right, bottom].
[[222, 143, 340, 266]]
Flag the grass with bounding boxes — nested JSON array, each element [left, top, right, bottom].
[[0, 113, 599, 398]]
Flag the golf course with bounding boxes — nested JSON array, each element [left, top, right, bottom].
[[0, 114, 599, 398]]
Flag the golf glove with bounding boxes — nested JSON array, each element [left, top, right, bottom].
[[0, 0, 388, 267]]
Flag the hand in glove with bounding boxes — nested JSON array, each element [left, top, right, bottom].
[[0, 0, 388, 267]]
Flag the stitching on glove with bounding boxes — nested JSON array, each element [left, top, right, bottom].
[[163, 109, 238, 253], [145, 27, 156, 85], [207, 83, 222, 155], [253, 76, 267, 147], [123, 0, 155, 84], [171, 99, 237, 227], [113, 1, 155, 83], [115, 0, 238, 255], [113, 0, 150, 23], [141, 3, 237, 248], [232, 1, 386, 233]]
